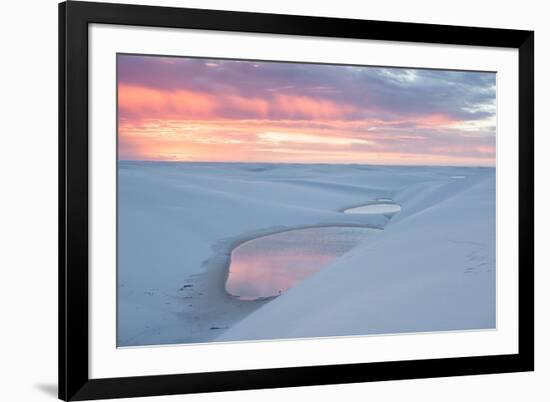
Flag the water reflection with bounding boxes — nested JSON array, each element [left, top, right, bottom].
[[226, 227, 376, 300], [344, 202, 401, 215]]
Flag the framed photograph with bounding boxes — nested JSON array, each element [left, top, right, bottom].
[[59, 1, 534, 400]]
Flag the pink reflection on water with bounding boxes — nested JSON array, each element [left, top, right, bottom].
[[226, 227, 373, 300]]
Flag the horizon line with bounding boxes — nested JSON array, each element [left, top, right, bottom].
[[118, 159, 496, 169]]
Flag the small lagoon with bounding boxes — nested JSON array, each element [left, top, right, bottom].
[[226, 226, 377, 300]]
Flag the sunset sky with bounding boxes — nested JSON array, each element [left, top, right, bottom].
[[118, 54, 496, 166]]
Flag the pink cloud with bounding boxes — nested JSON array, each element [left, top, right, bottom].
[[119, 84, 359, 121]]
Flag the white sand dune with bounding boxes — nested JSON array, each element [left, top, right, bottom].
[[117, 162, 495, 346]]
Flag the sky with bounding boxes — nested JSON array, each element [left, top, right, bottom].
[[118, 54, 496, 166]]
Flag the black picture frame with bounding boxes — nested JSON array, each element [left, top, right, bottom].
[[59, 1, 534, 400]]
